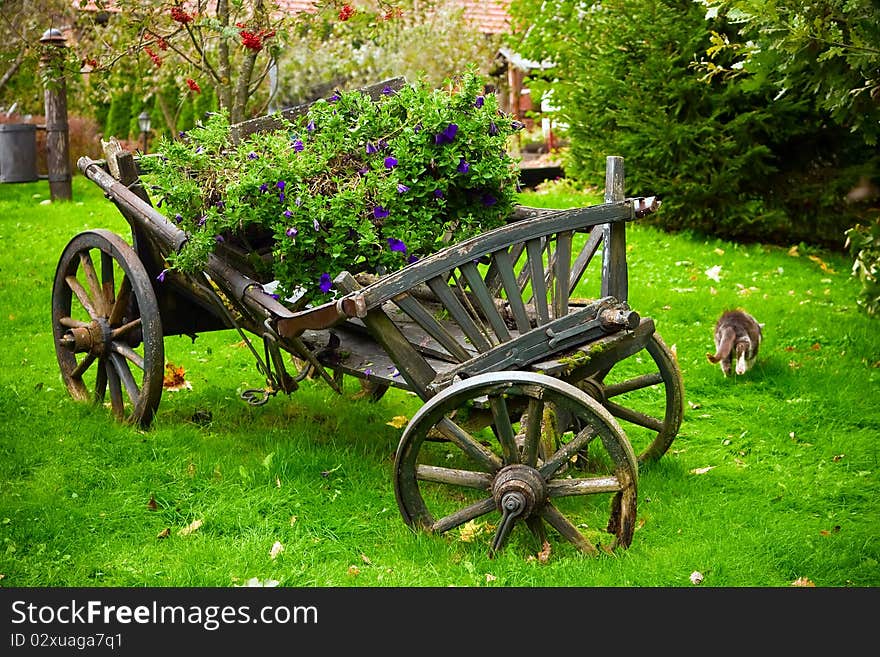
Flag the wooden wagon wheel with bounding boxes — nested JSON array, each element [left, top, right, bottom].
[[566, 332, 684, 464], [394, 371, 638, 558], [52, 229, 164, 428]]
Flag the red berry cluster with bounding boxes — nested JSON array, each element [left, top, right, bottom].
[[237, 25, 276, 52], [170, 6, 193, 24], [186, 78, 201, 94], [338, 4, 355, 21], [145, 46, 162, 67]]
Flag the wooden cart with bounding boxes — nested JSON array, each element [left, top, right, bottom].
[[52, 81, 684, 557]]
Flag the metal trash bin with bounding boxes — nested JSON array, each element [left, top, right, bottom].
[[0, 123, 39, 183]]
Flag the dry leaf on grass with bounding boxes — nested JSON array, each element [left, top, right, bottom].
[[146, 495, 157, 511], [537, 540, 552, 564], [269, 541, 284, 560], [690, 466, 715, 475], [791, 577, 815, 587], [178, 519, 203, 536], [156, 528, 170, 539], [163, 362, 192, 391], [705, 265, 722, 282], [347, 565, 360, 576], [485, 573, 497, 583], [386, 415, 408, 429]]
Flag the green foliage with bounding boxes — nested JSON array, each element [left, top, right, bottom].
[[145, 71, 521, 304], [845, 218, 880, 317], [104, 91, 134, 140], [508, 0, 878, 251]]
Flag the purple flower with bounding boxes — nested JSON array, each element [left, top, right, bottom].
[[481, 193, 497, 206], [277, 181, 286, 191], [382, 85, 395, 95], [474, 95, 484, 108], [407, 254, 419, 264], [433, 188, 444, 199], [414, 123, 422, 133], [319, 273, 333, 293], [197, 215, 207, 226], [178, 131, 186, 138], [293, 139, 304, 152], [457, 158, 470, 174], [328, 91, 341, 102], [397, 183, 410, 194], [434, 123, 458, 145], [378, 139, 388, 150], [215, 234, 224, 243], [384, 156, 398, 169], [387, 237, 407, 253], [286, 226, 298, 238], [512, 120, 525, 131], [313, 218, 320, 231], [489, 121, 498, 136], [173, 213, 183, 223], [366, 142, 378, 155], [357, 167, 369, 176], [195, 146, 204, 154], [284, 209, 293, 218], [295, 196, 302, 206], [247, 151, 258, 160], [259, 183, 269, 193], [269, 293, 280, 300], [156, 269, 168, 283], [373, 206, 389, 219], [364, 368, 373, 376], [307, 120, 315, 132], [279, 193, 285, 203]]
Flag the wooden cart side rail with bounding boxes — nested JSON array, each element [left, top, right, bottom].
[[336, 198, 655, 318]]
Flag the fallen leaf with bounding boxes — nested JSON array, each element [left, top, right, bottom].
[[791, 577, 815, 587], [704, 265, 722, 282], [146, 495, 157, 511], [269, 541, 284, 559], [690, 466, 715, 475], [811, 343, 821, 351], [361, 553, 372, 565], [163, 362, 192, 391], [537, 540, 552, 564], [459, 519, 484, 542], [832, 454, 845, 462], [156, 528, 170, 539], [485, 573, 497, 583], [788, 245, 800, 257], [178, 519, 203, 536], [690, 571, 704, 585], [807, 254, 836, 274], [386, 415, 408, 429], [347, 565, 360, 576]]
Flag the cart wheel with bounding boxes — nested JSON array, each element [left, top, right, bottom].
[[569, 333, 684, 464], [394, 371, 638, 557], [52, 230, 164, 428]]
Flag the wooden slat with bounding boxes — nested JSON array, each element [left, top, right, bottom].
[[460, 261, 511, 343], [491, 249, 531, 334], [602, 156, 628, 302], [569, 228, 602, 294], [525, 238, 550, 325], [426, 275, 492, 352], [554, 231, 572, 319], [392, 293, 472, 362]]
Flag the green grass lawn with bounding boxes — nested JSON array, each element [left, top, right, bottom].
[[0, 174, 877, 587]]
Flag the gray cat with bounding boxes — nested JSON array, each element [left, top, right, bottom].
[[706, 309, 764, 376]]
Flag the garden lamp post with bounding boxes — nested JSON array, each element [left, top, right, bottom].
[[138, 111, 151, 154]]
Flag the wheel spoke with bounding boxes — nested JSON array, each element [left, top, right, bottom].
[[437, 417, 503, 472], [489, 394, 519, 463], [59, 316, 88, 329], [104, 357, 124, 418], [108, 275, 132, 327], [415, 464, 492, 490], [548, 475, 622, 497], [111, 340, 145, 370], [101, 250, 115, 309], [79, 251, 109, 316], [604, 400, 664, 432], [109, 318, 141, 341], [540, 503, 598, 555], [110, 352, 140, 406], [70, 352, 97, 379], [432, 497, 496, 534], [539, 425, 597, 478], [604, 371, 663, 397], [66, 275, 98, 319], [521, 397, 543, 467]]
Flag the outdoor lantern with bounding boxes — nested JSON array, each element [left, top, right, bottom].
[[138, 111, 151, 153]]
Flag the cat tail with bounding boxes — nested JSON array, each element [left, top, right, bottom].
[[706, 327, 735, 364]]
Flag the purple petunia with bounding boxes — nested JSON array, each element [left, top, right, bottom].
[[481, 193, 497, 206], [474, 95, 484, 108], [173, 213, 183, 223], [286, 226, 298, 238], [387, 237, 407, 253], [319, 273, 333, 293], [384, 156, 398, 169], [248, 151, 259, 160], [277, 180, 286, 191], [313, 218, 320, 231], [328, 91, 341, 102], [489, 121, 498, 136], [457, 158, 470, 174], [259, 183, 269, 193], [295, 196, 302, 206], [307, 120, 315, 132], [378, 139, 388, 150], [279, 192, 285, 203], [198, 215, 207, 226], [366, 142, 378, 155], [215, 234, 224, 243], [156, 269, 168, 283], [382, 85, 395, 96], [293, 139, 304, 152], [284, 209, 293, 218], [434, 123, 458, 145], [407, 254, 419, 264], [364, 368, 373, 376], [373, 206, 389, 219], [433, 188, 444, 199], [397, 183, 410, 194], [512, 120, 525, 131], [357, 167, 369, 176]]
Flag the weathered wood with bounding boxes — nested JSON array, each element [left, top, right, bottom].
[[459, 261, 511, 343], [426, 275, 492, 352], [553, 231, 572, 319], [391, 293, 472, 362], [229, 77, 407, 143], [525, 238, 550, 325], [491, 249, 531, 333], [602, 156, 628, 302]]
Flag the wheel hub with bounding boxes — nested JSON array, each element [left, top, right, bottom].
[[60, 319, 111, 356], [491, 464, 547, 519], [577, 377, 605, 403]]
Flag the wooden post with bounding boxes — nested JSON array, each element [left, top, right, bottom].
[[601, 156, 628, 303], [40, 28, 72, 201]]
